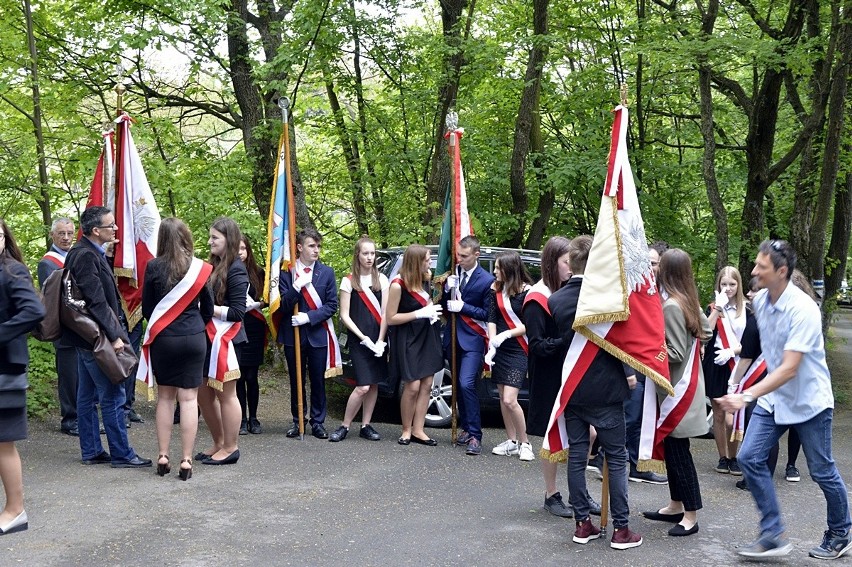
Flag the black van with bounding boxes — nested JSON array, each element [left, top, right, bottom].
[[337, 245, 542, 428]]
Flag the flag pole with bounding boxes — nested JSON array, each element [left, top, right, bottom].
[[446, 110, 459, 443], [279, 97, 306, 440]]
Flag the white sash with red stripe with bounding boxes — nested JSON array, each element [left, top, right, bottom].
[[349, 274, 382, 326], [496, 290, 528, 354], [713, 307, 741, 371], [731, 354, 767, 441], [137, 258, 213, 387], [42, 251, 65, 269], [206, 318, 242, 390], [638, 339, 701, 473], [301, 278, 343, 378]]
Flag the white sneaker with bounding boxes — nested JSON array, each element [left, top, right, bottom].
[[492, 439, 519, 456], [519, 442, 536, 461]]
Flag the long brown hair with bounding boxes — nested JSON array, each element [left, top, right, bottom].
[[658, 248, 707, 339], [350, 236, 380, 292], [398, 244, 429, 293], [240, 234, 263, 300], [494, 251, 532, 296], [715, 265, 745, 318], [209, 217, 242, 303], [0, 218, 24, 265], [156, 218, 193, 287], [541, 236, 571, 292]]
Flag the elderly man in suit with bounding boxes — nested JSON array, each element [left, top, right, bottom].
[[443, 235, 494, 456], [61, 206, 150, 468], [278, 228, 339, 440], [37, 217, 79, 436]]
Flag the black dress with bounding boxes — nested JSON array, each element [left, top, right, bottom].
[[343, 274, 389, 386], [141, 257, 214, 389], [488, 289, 528, 388], [388, 279, 443, 383], [239, 274, 267, 368], [702, 306, 758, 399], [522, 297, 566, 437]]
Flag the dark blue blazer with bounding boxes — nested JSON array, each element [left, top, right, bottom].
[[442, 264, 494, 353], [0, 258, 45, 371], [277, 261, 338, 349]]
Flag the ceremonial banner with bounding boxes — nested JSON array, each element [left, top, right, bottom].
[[543, 105, 672, 460], [113, 113, 160, 328], [79, 129, 114, 240], [264, 130, 296, 337], [435, 128, 473, 278]]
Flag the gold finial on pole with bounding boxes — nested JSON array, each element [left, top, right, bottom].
[[620, 83, 628, 107], [114, 62, 126, 116]]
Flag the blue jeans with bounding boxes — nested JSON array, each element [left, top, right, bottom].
[[76, 349, 136, 463], [565, 403, 630, 527], [453, 349, 484, 441], [739, 407, 850, 539]]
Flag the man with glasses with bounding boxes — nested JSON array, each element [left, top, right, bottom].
[[37, 217, 79, 436], [718, 239, 850, 559], [60, 207, 151, 469]]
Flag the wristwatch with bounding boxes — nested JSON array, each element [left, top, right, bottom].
[[742, 391, 755, 404]]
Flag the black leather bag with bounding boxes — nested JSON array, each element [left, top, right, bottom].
[[59, 271, 137, 385], [0, 372, 28, 409]]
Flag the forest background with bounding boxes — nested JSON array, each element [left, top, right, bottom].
[[1, 0, 850, 311]]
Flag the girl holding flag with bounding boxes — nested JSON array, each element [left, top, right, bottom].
[[643, 248, 710, 537], [387, 244, 443, 446], [237, 235, 267, 435], [197, 217, 248, 465], [140, 218, 213, 480], [329, 237, 389, 442], [485, 251, 534, 461]]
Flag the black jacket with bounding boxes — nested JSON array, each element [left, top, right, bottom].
[[0, 257, 46, 371], [547, 277, 631, 407]]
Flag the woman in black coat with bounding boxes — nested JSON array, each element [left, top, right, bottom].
[[0, 219, 45, 534]]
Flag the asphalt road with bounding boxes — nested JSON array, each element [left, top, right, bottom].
[[6, 310, 852, 566]]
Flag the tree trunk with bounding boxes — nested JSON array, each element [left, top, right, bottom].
[[504, 0, 548, 248], [524, 105, 551, 250]]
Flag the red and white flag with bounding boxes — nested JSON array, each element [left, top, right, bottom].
[[542, 105, 672, 461], [113, 113, 160, 328], [79, 129, 114, 241]]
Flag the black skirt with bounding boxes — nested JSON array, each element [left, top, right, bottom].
[[152, 331, 207, 389], [349, 339, 388, 386], [0, 406, 27, 442]]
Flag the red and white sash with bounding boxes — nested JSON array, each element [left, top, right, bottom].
[[731, 354, 767, 441], [246, 291, 271, 349], [137, 258, 213, 387], [300, 273, 343, 378], [206, 318, 242, 390], [713, 306, 741, 371], [638, 339, 701, 473], [523, 280, 552, 316], [393, 276, 430, 307], [496, 290, 528, 354], [349, 274, 382, 326], [42, 251, 65, 269]]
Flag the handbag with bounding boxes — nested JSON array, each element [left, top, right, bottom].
[[0, 372, 28, 409], [59, 270, 138, 385]]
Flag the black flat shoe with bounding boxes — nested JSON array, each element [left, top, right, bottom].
[[411, 436, 438, 446], [398, 437, 411, 445], [201, 449, 240, 465], [643, 510, 684, 523], [668, 523, 699, 536], [194, 451, 212, 461]]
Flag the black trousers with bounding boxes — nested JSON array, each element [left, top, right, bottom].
[[284, 343, 328, 426], [664, 436, 703, 512], [55, 343, 78, 430]]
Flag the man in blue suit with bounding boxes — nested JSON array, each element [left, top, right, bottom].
[[278, 228, 339, 439], [444, 235, 494, 455]]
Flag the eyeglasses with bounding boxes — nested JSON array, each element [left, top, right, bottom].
[[770, 239, 787, 251], [96, 223, 118, 230]]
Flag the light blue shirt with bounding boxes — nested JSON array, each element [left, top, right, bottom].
[[752, 283, 833, 424]]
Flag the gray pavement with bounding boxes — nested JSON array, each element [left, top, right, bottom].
[[6, 310, 852, 566]]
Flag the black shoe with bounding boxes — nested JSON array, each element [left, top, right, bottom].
[[668, 523, 699, 536], [239, 419, 248, 436], [202, 450, 240, 465], [128, 409, 144, 423], [736, 479, 750, 491], [643, 510, 684, 523], [329, 426, 349, 442], [81, 451, 111, 465], [312, 424, 328, 439], [411, 435, 438, 446], [248, 418, 262, 434], [61, 426, 79, 437], [286, 423, 301, 438], [194, 451, 212, 461], [111, 456, 153, 468], [359, 424, 381, 441]]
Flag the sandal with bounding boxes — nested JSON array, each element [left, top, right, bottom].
[[178, 459, 192, 481], [156, 454, 171, 477]]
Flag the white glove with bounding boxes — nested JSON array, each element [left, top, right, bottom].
[[490, 330, 513, 348], [293, 271, 312, 291], [714, 290, 729, 310], [291, 312, 310, 326], [360, 337, 376, 351], [484, 345, 497, 367], [447, 299, 464, 313], [247, 300, 263, 311], [372, 340, 387, 357], [714, 347, 735, 365], [214, 305, 228, 320], [446, 275, 459, 289], [414, 304, 443, 324]]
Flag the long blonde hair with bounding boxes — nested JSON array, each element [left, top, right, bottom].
[[715, 266, 745, 318]]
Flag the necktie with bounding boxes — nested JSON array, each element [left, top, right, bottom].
[[460, 271, 468, 292], [304, 267, 311, 274]]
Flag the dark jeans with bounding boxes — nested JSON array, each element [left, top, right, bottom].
[[122, 321, 143, 414], [284, 343, 328, 425], [76, 349, 135, 462], [452, 349, 484, 441], [565, 403, 629, 527], [623, 377, 644, 468], [55, 343, 79, 430]]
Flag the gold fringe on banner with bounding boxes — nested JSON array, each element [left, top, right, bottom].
[[637, 458, 667, 475], [325, 367, 343, 379], [539, 448, 568, 463]]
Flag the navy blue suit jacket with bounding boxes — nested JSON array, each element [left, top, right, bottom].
[[0, 258, 45, 370], [442, 264, 494, 353], [277, 261, 338, 348]]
